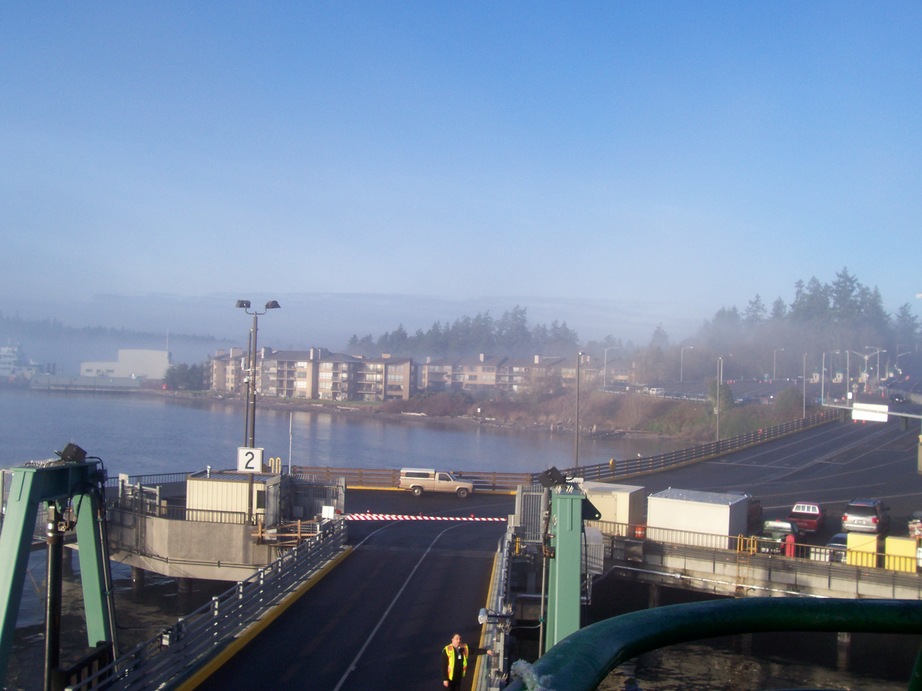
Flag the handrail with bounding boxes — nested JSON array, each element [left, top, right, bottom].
[[561, 410, 838, 482], [504, 598, 922, 691], [591, 519, 922, 586], [60, 520, 349, 690]]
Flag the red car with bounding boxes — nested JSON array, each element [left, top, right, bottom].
[[787, 502, 827, 534]]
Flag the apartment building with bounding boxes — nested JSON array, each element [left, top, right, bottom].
[[352, 355, 415, 402], [260, 348, 325, 399], [209, 348, 246, 394], [495, 355, 566, 395], [416, 357, 454, 392], [210, 348, 597, 401], [453, 353, 505, 394]]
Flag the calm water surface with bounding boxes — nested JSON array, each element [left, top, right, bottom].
[[0, 389, 685, 475]]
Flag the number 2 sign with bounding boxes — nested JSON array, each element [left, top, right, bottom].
[[237, 447, 264, 473]]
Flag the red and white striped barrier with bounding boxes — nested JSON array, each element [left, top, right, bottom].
[[344, 513, 506, 522]]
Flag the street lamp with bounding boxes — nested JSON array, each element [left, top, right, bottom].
[[236, 299, 281, 448], [773, 348, 784, 382], [858, 346, 885, 393], [896, 348, 912, 373], [821, 352, 831, 404], [575, 352, 583, 468], [851, 350, 871, 392], [680, 346, 694, 383], [834, 349, 851, 404], [603, 346, 620, 389], [802, 353, 807, 418], [716, 355, 728, 442]]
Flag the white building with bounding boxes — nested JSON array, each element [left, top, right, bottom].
[[81, 349, 171, 380]]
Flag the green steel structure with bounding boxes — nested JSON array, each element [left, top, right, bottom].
[[544, 490, 581, 649], [0, 448, 117, 688], [544, 488, 596, 651]]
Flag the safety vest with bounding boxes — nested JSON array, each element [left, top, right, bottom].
[[444, 643, 468, 679]]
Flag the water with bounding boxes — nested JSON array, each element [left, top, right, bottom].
[[0, 389, 685, 475]]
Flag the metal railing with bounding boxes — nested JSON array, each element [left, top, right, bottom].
[[589, 520, 922, 598], [565, 410, 838, 481], [63, 519, 348, 690], [291, 466, 533, 493], [476, 529, 516, 691]]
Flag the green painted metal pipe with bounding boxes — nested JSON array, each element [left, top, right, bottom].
[[505, 597, 922, 691]]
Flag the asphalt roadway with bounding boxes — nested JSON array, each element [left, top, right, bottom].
[[621, 414, 922, 546], [195, 490, 515, 691], [194, 414, 922, 690]]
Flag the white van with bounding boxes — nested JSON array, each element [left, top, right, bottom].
[[648, 388, 665, 397], [398, 468, 473, 498]]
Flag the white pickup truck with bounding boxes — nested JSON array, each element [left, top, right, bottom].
[[398, 468, 473, 498]]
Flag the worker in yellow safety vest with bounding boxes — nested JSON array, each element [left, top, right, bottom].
[[442, 633, 468, 690]]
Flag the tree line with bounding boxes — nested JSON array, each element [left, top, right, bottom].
[[346, 268, 920, 386], [346, 305, 581, 358]]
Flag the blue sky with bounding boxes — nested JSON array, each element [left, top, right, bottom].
[[2, 2, 920, 349]]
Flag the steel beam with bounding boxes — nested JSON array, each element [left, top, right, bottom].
[[0, 460, 115, 684]]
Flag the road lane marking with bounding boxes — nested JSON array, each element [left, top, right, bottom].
[[332, 522, 469, 690]]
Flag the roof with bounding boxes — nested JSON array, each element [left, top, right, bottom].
[[650, 488, 748, 506], [264, 350, 317, 361], [188, 470, 274, 483]]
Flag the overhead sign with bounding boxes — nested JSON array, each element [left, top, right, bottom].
[[851, 402, 889, 423]]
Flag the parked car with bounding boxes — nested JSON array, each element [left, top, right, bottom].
[[787, 501, 827, 534], [398, 467, 474, 498], [757, 519, 804, 556], [825, 532, 849, 563], [909, 511, 922, 538], [841, 498, 891, 534]]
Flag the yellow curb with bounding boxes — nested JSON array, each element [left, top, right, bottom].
[[177, 546, 354, 690]]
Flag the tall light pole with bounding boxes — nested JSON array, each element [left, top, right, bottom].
[[716, 355, 725, 442], [773, 348, 784, 382], [845, 349, 850, 403], [834, 349, 851, 403], [802, 353, 807, 418], [680, 345, 694, 383], [851, 350, 871, 393], [897, 349, 912, 372], [821, 352, 827, 404], [575, 352, 583, 468], [860, 346, 885, 393], [236, 299, 281, 448], [603, 346, 619, 389]]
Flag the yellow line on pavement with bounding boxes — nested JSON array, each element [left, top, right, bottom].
[[178, 546, 354, 690]]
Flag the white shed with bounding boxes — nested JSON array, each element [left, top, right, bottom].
[[186, 471, 280, 525], [647, 488, 749, 548], [577, 480, 646, 525]]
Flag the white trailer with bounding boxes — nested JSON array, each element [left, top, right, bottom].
[[646, 488, 750, 549]]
